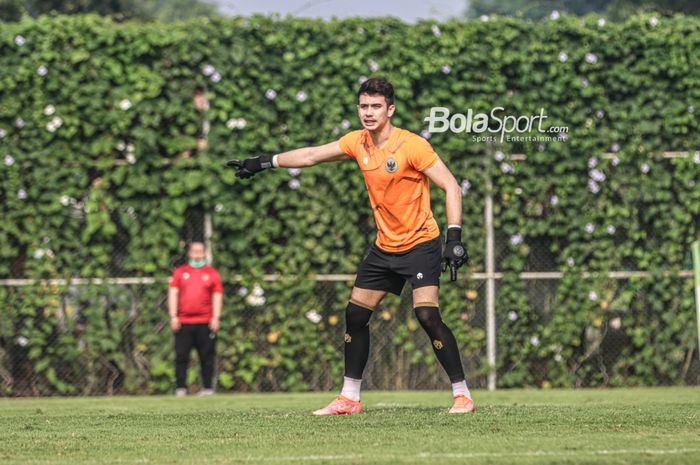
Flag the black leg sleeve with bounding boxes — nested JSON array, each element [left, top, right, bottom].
[[414, 306, 465, 383], [344, 302, 373, 379]]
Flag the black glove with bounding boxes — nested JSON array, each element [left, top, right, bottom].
[[226, 155, 274, 179], [442, 227, 469, 282]]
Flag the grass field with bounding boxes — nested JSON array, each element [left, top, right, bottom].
[[1, 388, 699, 465]]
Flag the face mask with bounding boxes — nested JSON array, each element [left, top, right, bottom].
[[188, 259, 207, 268]]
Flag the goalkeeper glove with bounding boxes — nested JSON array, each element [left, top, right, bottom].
[[442, 227, 469, 282], [226, 155, 274, 179]]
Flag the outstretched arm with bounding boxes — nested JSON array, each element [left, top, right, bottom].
[[226, 141, 348, 178]]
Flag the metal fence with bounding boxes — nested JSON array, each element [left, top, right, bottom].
[[1, 150, 698, 396]]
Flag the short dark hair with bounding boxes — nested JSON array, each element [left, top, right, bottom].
[[357, 78, 395, 106]]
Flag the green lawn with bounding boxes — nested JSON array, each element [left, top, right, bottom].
[[1, 388, 699, 465]]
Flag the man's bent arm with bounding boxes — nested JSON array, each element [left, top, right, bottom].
[[424, 159, 462, 227], [275, 141, 348, 168]]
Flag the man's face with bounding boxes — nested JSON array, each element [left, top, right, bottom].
[[188, 243, 206, 262], [357, 93, 395, 131]]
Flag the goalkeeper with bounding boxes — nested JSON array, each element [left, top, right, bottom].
[[227, 78, 474, 415]]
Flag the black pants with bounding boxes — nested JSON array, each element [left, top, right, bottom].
[[175, 323, 216, 389]]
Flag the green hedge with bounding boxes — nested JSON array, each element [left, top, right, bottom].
[[0, 14, 699, 394]]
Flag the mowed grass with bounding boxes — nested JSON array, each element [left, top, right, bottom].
[[1, 388, 699, 465]]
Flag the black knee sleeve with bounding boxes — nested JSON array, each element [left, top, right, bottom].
[[414, 306, 465, 383], [344, 302, 373, 379]]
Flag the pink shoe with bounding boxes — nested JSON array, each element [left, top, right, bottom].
[[448, 395, 476, 414], [313, 395, 363, 416]]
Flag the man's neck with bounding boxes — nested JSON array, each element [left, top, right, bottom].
[[369, 122, 394, 149]]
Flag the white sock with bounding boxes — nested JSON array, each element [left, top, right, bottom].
[[340, 376, 362, 401], [451, 380, 471, 398]]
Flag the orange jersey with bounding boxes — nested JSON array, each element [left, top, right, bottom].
[[339, 127, 441, 252]]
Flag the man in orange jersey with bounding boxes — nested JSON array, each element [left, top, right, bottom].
[[227, 78, 474, 415]]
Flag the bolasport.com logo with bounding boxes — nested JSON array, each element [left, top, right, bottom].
[[423, 107, 568, 143]]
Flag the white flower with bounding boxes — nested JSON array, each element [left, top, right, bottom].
[[237, 118, 247, 129], [588, 179, 600, 193], [420, 129, 431, 139], [687, 105, 694, 113], [126, 153, 136, 164], [305, 310, 322, 324], [566, 257, 575, 267], [215, 203, 224, 213], [558, 52, 568, 62], [611, 143, 620, 152], [368, 60, 379, 72], [581, 78, 589, 87], [116, 141, 126, 151], [37, 65, 48, 76], [607, 225, 616, 235], [296, 91, 307, 102], [358, 76, 368, 84], [510, 234, 523, 245], [585, 223, 595, 234], [252, 284, 264, 297], [641, 163, 650, 174], [554, 353, 563, 362], [610, 317, 622, 330], [202, 64, 215, 76], [550, 195, 559, 205], [125, 207, 136, 218], [126, 143, 134, 153], [0, 128, 5, 138], [332, 127, 341, 135], [431, 25, 441, 36], [538, 144, 545, 152], [15, 118, 25, 129], [597, 18, 606, 27], [588, 291, 598, 301], [60, 195, 71, 206], [226, 119, 237, 130], [508, 311, 518, 321], [238, 286, 248, 297], [500, 162, 513, 174], [288, 168, 302, 177], [246, 295, 266, 306], [588, 157, 598, 168], [119, 99, 132, 110], [288, 179, 301, 189], [530, 336, 540, 346], [341, 119, 351, 129], [46, 122, 56, 132], [211, 72, 221, 83], [649, 16, 658, 27], [44, 105, 55, 116], [33, 248, 45, 259], [611, 156, 620, 166], [585, 53, 598, 64], [441, 64, 451, 74], [494, 151, 505, 161], [589, 169, 606, 182], [17, 336, 29, 347], [550, 10, 560, 20], [4, 154, 14, 166], [460, 179, 471, 195], [17, 189, 27, 199], [51, 116, 62, 128], [15, 35, 25, 46], [693, 152, 700, 164], [514, 187, 522, 195], [558, 132, 568, 142], [265, 89, 277, 100], [480, 15, 490, 22], [595, 110, 605, 118]]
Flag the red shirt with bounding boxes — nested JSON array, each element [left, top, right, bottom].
[[169, 264, 223, 324]]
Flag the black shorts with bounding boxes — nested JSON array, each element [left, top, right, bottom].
[[354, 237, 442, 296]]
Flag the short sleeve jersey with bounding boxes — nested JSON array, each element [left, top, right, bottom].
[[339, 127, 440, 252], [169, 264, 223, 324]]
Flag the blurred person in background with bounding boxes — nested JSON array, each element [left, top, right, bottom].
[[168, 242, 223, 396]]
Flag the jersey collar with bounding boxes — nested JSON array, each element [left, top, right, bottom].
[[361, 127, 403, 154]]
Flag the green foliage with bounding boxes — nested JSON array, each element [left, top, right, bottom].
[[0, 14, 698, 394]]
